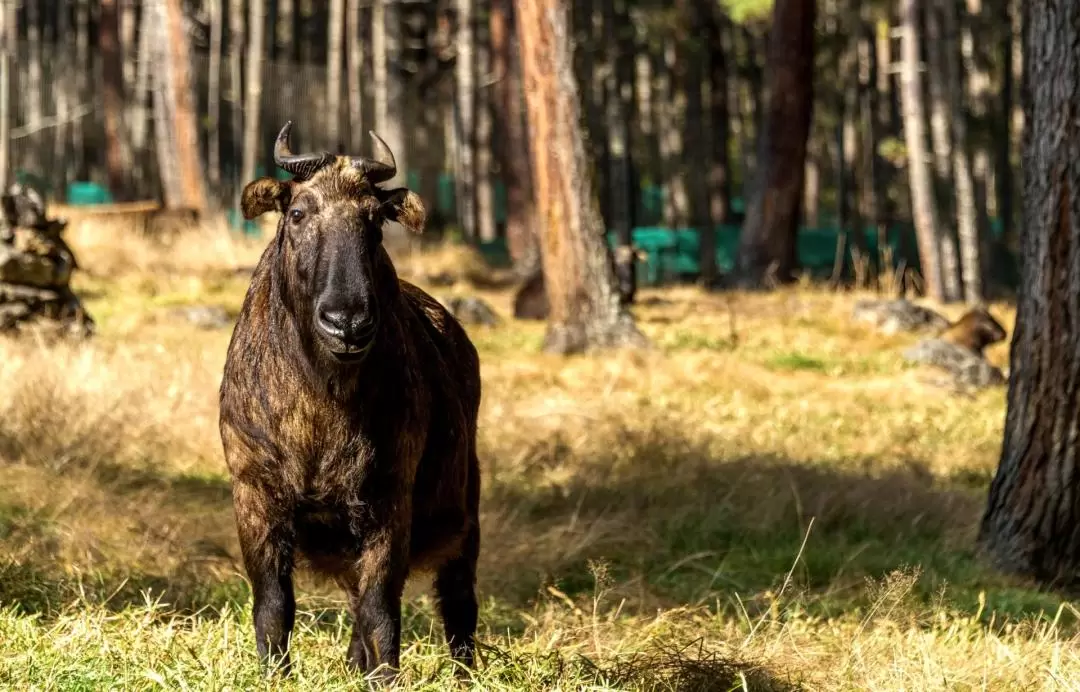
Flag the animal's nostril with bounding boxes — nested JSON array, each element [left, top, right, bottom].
[[318, 308, 349, 336]]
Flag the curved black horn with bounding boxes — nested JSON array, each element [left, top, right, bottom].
[[346, 131, 397, 184], [273, 121, 335, 179]]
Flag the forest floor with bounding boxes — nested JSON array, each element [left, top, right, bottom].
[[0, 210, 1077, 691]]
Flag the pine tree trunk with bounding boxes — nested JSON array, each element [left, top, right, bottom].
[[454, 0, 477, 238], [514, 0, 648, 354], [996, 0, 1013, 251], [979, 0, 1080, 588], [491, 0, 537, 269], [659, 40, 688, 230], [74, 0, 90, 177], [242, 0, 265, 189], [121, 0, 137, 89], [899, 0, 944, 301], [152, 0, 208, 211], [924, 2, 962, 302], [703, 5, 730, 285], [101, 0, 129, 199], [942, 0, 983, 303], [606, 0, 636, 301], [0, 0, 12, 190], [327, 0, 345, 147], [734, 0, 816, 287], [347, 0, 364, 152], [229, 0, 245, 198], [475, 0, 497, 242], [207, 0, 223, 191]]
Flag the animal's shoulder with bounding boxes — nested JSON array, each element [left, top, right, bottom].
[[399, 280, 459, 335]]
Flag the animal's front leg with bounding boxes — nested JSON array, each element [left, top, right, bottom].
[[348, 527, 410, 686], [233, 482, 297, 675]]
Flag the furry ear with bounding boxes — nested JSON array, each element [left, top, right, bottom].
[[240, 178, 292, 219], [380, 187, 427, 235]]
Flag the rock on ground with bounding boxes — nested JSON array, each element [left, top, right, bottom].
[[851, 298, 950, 335], [437, 295, 501, 327], [902, 338, 1006, 389]]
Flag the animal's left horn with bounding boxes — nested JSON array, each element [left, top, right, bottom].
[[273, 121, 335, 179]]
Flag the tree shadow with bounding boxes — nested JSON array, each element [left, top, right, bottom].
[[477, 427, 1069, 629]]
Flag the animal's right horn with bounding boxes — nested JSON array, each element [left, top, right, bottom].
[[273, 121, 335, 180], [345, 131, 397, 184]]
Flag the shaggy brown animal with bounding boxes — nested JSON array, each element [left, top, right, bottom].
[[219, 122, 482, 684], [937, 305, 1008, 357]]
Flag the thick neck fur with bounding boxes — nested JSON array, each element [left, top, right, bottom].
[[266, 225, 405, 401]]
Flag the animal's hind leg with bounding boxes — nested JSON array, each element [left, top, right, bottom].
[[434, 522, 479, 671]]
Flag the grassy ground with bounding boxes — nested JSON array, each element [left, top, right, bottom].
[[1, 211, 1078, 691]]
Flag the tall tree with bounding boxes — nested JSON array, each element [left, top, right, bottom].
[[327, 0, 345, 145], [979, 0, 1080, 588], [702, 4, 731, 285], [733, 0, 816, 287], [229, 0, 245, 194], [605, 0, 637, 300], [515, 0, 648, 353], [346, 0, 364, 152], [899, 0, 944, 301], [475, 0, 497, 242], [207, 0, 224, 190], [941, 0, 983, 303], [242, 0, 266, 190], [373, 0, 408, 189], [101, 0, 130, 199], [491, 0, 537, 270], [0, 0, 11, 190], [455, 0, 477, 238], [151, 0, 208, 211]]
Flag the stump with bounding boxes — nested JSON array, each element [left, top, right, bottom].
[[0, 184, 94, 339]]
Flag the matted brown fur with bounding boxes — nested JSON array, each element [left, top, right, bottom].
[[938, 305, 1008, 357], [219, 157, 480, 682]]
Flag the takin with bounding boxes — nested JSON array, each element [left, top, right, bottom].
[[937, 304, 1008, 357], [218, 121, 482, 684]]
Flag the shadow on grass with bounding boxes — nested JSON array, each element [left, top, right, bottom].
[[479, 427, 1070, 629], [0, 424, 1070, 636]]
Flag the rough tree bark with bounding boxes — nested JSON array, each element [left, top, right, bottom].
[[327, 0, 345, 146], [514, 0, 648, 354], [491, 0, 538, 270], [924, 2, 962, 302], [941, 0, 983, 303], [733, 0, 816, 287], [455, 0, 477, 238], [475, 0, 497, 242], [702, 4, 730, 285], [979, 0, 1080, 589], [241, 0, 266, 189], [207, 0, 223, 190], [899, 0, 944, 301], [152, 0, 207, 211]]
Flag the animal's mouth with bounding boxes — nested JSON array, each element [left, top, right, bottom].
[[317, 323, 378, 363]]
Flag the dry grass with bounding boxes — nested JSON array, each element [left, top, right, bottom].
[[1, 212, 1078, 690]]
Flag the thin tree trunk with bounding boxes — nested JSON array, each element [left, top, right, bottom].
[[454, 0, 477, 238], [924, 2, 962, 301], [979, 0, 1080, 588], [208, 0, 223, 190], [734, 0, 816, 287], [373, 0, 406, 189], [606, 0, 636, 302], [942, 0, 983, 302], [74, 0, 90, 178], [101, 0, 129, 199], [347, 0, 363, 152], [327, 0, 345, 146], [659, 40, 688, 230], [514, 0, 647, 354], [25, 0, 42, 175], [242, 0, 266, 190], [803, 142, 820, 227], [229, 0, 245, 199], [122, 0, 138, 90], [131, 2, 153, 151], [491, 0, 537, 269], [0, 0, 12, 190], [475, 0, 497, 242], [703, 5, 730, 284], [898, 0, 944, 301]]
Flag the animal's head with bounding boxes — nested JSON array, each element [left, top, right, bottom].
[[964, 305, 1008, 349], [241, 121, 426, 363]]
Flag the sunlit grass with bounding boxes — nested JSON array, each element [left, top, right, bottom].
[[0, 210, 1075, 690]]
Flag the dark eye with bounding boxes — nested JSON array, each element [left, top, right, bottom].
[[288, 208, 304, 223]]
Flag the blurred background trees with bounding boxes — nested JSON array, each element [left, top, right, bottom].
[[0, 0, 1023, 302]]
